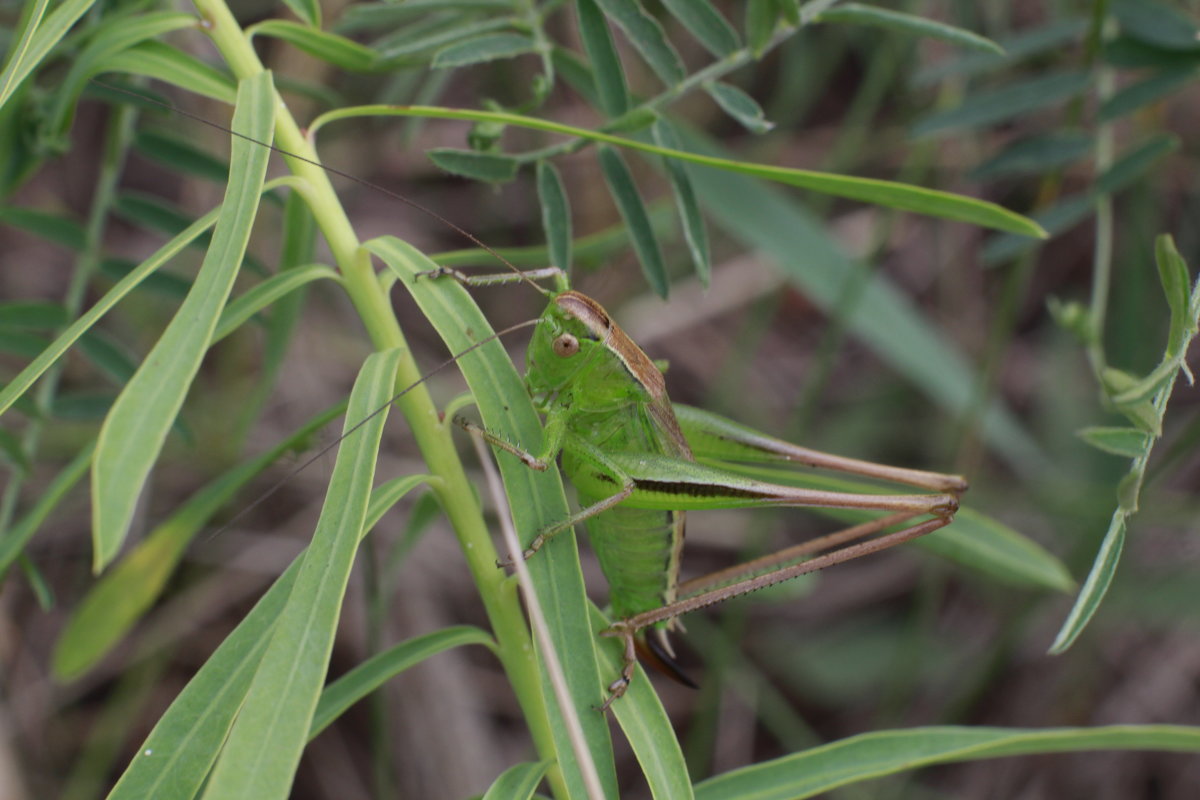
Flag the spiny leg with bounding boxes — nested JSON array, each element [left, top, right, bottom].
[[625, 511, 955, 634], [590, 511, 955, 708], [677, 509, 922, 598]]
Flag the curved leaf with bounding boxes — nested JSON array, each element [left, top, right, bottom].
[[694, 725, 1200, 799], [310, 105, 1046, 237], [577, 0, 630, 116], [660, 0, 739, 58], [250, 20, 378, 71], [482, 760, 553, 800], [212, 264, 339, 343], [818, 4, 1004, 55], [91, 72, 274, 571], [309, 626, 495, 739], [598, 144, 669, 297], [593, 0, 686, 85]]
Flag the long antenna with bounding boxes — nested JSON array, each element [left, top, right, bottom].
[[203, 318, 540, 543], [90, 77, 551, 296]]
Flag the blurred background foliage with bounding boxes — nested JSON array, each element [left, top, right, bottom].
[[1, 0, 1199, 798]]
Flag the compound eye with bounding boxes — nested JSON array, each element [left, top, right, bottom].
[[552, 333, 580, 358]]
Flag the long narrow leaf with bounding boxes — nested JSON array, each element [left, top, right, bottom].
[[90, 72, 274, 570], [310, 105, 1046, 237], [309, 626, 495, 738], [694, 725, 1200, 799], [201, 349, 402, 799], [598, 145, 669, 297]]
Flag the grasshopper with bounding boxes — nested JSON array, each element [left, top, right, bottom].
[[426, 265, 967, 708], [116, 81, 967, 709]]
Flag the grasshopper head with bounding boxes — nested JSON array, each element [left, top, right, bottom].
[[525, 292, 609, 399], [526, 290, 668, 410]]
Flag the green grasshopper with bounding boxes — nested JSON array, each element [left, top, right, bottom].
[[426, 265, 967, 709], [127, 81, 967, 708]]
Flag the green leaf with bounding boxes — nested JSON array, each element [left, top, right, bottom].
[[1156, 234, 1191, 350], [0, 206, 86, 250], [920, 508, 1073, 592], [202, 349, 402, 800], [660, 0, 739, 58], [1111, 358, 1185, 408], [431, 32, 537, 68], [593, 0, 686, 85], [370, 238, 618, 799], [577, 0, 630, 116], [44, 10, 198, 141], [1099, 67, 1198, 122], [912, 70, 1090, 138], [310, 626, 494, 738], [481, 761, 553, 800], [250, 20, 377, 71], [818, 3, 1004, 55], [212, 264, 339, 343], [90, 72, 274, 572], [746, 0, 777, 57], [52, 405, 344, 680], [704, 81, 774, 133], [108, 552, 301, 799], [0, 0, 92, 110], [652, 118, 710, 285], [1113, 0, 1200, 52], [1049, 516, 1126, 654], [427, 147, 519, 182], [536, 160, 572, 273], [98, 41, 237, 104], [694, 725, 1200, 799], [310, 105, 1046, 237], [598, 144, 669, 297], [1077, 427, 1152, 458], [970, 132, 1092, 180]]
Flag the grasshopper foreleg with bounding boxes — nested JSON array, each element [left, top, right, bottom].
[[453, 415, 547, 471], [457, 416, 639, 565]]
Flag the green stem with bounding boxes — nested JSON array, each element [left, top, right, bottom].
[[190, 1, 561, 794]]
